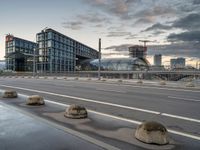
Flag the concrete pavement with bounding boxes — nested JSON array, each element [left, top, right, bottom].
[[0, 77, 200, 149]]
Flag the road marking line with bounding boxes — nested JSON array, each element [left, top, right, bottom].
[[43, 98, 200, 141], [75, 81, 200, 93], [95, 88, 126, 93], [161, 113, 200, 123], [0, 84, 160, 115], [168, 96, 200, 102], [1, 85, 200, 124]]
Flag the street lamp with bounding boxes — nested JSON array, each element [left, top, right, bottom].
[[33, 47, 36, 77], [98, 38, 101, 80]]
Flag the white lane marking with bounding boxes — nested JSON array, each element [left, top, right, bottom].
[[95, 88, 126, 93], [168, 130, 200, 141], [0, 84, 160, 115], [168, 96, 200, 102], [161, 113, 200, 123], [77, 81, 200, 93], [43, 99, 200, 141], [1, 85, 200, 124]]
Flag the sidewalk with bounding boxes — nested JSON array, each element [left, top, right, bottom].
[[0, 102, 105, 150]]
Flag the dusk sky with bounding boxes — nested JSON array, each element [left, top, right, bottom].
[[0, 0, 200, 66]]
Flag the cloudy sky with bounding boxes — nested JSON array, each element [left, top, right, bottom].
[[0, 0, 200, 66]]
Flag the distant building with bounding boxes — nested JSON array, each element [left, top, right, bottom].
[[36, 28, 98, 73], [129, 45, 147, 59], [170, 57, 186, 69], [0, 60, 6, 70], [154, 54, 162, 66], [5, 34, 36, 71]]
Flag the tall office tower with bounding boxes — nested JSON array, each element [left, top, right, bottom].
[[154, 54, 162, 66]]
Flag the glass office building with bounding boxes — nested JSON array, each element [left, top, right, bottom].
[[36, 28, 98, 73], [5, 34, 36, 71]]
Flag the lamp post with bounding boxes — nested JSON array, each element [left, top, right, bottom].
[[98, 38, 101, 80], [33, 47, 36, 77]]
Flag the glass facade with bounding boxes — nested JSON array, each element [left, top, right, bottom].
[[80, 58, 149, 71], [5, 35, 36, 71], [36, 28, 98, 73]]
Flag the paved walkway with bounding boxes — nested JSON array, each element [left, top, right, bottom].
[[0, 102, 106, 150]]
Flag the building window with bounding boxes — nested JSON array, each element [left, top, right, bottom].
[[47, 40, 52, 47], [48, 32, 52, 39]]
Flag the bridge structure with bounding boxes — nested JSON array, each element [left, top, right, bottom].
[[73, 70, 200, 81], [0, 70, 200, 81]]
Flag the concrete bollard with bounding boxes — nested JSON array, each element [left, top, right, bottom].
[[118, 79, 123, 83], [64, 104, 87, 119], [87, 78, 91, 81], [101, 78, 106, 82], [3, 90, 18, 98], [135, 121, 169, 145], [74, 77, 79, 80], [63, 77, 67, 80], [26, 95, 45, 105], [53, 77, 57, 79], [136, 80, 143, 84], [159, 81, 166, 85], [44, 76, 47, 79], [185, 82, 195, 87]]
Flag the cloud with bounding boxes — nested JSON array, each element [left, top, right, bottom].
[[142, 13, 200, 45], [133, 5, 176, 21], [193, 0, 200, 5], [77, 13, 109, 23], [83, 0, 140, 18], [104, 42, 200, 58], [62, 21, 83, 30], [167, 30, 200, 42], [142, 23, 171, 32], [125, 34, 138, 40], [104, 44, 132, 52], [148, 43, 200, 58], [173, 13, 200, 31], [106, 31, 131, 37], [62, 12, 109, 30], [134, 17, 155, 24]]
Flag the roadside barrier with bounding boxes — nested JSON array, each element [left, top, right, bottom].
[[185, 82, 195, 87], [64, 104, 87, 119], [135, 121, 169, 145], [26, 95, 45, 105], [136, 80, 143, 84], [159, 81, 166, 85], [2, 90, 18, 98]]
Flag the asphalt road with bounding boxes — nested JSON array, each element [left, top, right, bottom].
[[0, 77, 200, 149]]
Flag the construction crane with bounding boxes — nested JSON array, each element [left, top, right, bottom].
[[139, 40, 157, 47]]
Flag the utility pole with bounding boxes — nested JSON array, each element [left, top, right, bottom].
[[33, 47, 36, 77], [98, 38, 101, 80]]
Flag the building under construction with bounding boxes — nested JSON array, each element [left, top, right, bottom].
[[5, 35, 36, 71], [128, 45, 147, 58]]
